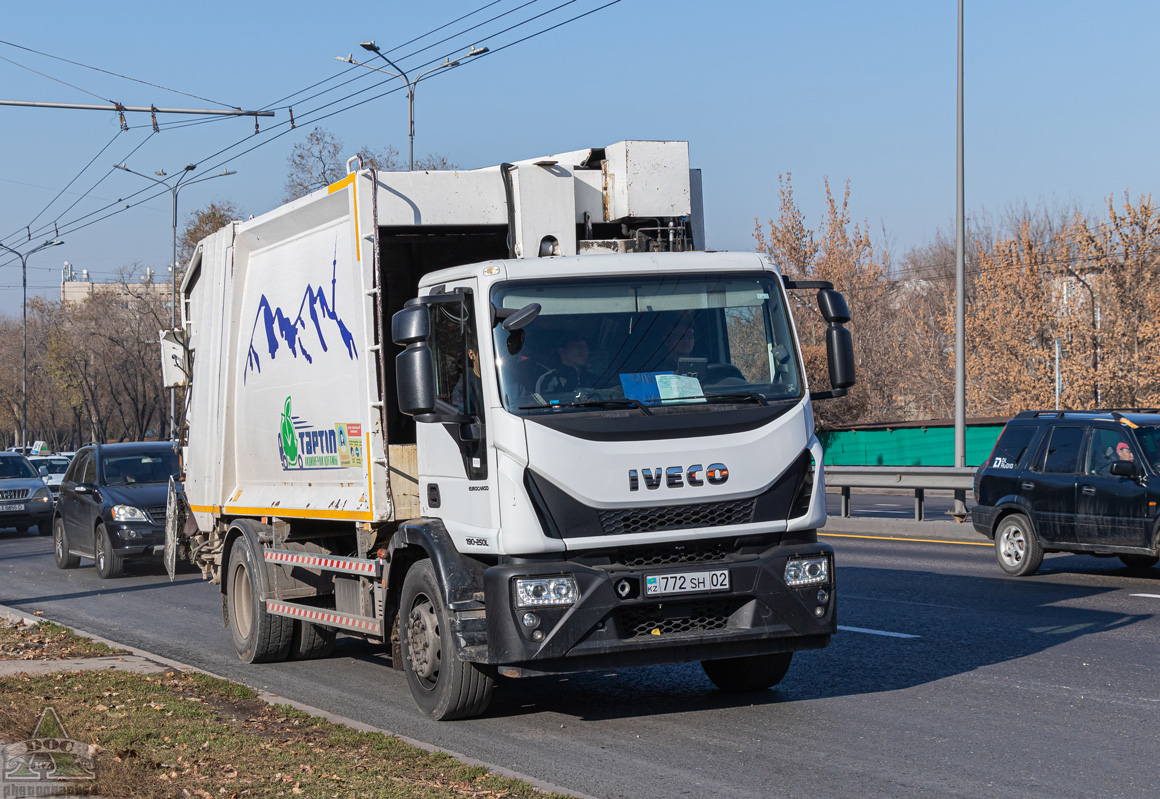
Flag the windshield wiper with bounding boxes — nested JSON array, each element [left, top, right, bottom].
[[687, 392, 769, 406], [519, 398, 654, 415]]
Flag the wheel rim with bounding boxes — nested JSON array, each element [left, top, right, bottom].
[[54, 526, 63, 561], [998, 524, 1026, 567], [96, 532, 106, 572], [231, 561, 253, 640], [405, 593, 441, 690]]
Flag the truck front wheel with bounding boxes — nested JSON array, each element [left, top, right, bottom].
[[399, 559, 493, 720], [702, 652, 793, 692], [227, 536, 293, 663]]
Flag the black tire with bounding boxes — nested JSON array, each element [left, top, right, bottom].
[[94, 523, 124, 579], [702, 652, 793, 692], [1119, 554, 1159, 569], [53, 517, 79, 570], [36, 519, 52, 536], [290, 620, 337, 660], [227, 534, 293, 664], [994, 513, 1043, 577], [399, 559, 493, 720]]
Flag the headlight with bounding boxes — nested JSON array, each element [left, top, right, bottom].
[[111, 505, 149, 522], [785, 555, 830, 587], [30, 487, 52, 503], [515, 576, 579, 608]]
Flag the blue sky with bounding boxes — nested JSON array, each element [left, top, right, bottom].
[[1, 1, 1157, 314]]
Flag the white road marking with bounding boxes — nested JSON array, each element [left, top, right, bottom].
[[837, 625, 920, 639], [1129, 593, 1160, 599]]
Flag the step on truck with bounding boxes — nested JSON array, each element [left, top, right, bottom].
[[164, 140, 855, 719]]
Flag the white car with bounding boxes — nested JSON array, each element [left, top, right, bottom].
[[28, 455, 72, 501]]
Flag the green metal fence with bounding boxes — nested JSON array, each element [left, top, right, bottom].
[[818, 421, 1007, 467]]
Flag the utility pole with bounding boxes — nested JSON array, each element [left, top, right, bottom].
[[0, 239, 63, 452], [112, 163, 236, 441], [953, 0, 968, 519], [339, 43, 487, 170]]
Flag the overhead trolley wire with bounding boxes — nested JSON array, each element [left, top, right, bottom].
[[0, 38, 243, 110], [3, 1, 625, 263]]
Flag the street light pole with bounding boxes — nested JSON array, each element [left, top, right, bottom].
[[112, 162, 236, 440], [0, 238, 63, 452], [338, 42, 488, 170]]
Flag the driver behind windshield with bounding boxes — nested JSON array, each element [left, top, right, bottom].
[[536, 335, 600, 395]]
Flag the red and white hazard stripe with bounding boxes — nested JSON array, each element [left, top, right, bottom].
[[266, 601, 381, 634], [264, 549, 377, 576]]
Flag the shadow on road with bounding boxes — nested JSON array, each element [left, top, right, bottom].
[[477, 564, 1154, 720]]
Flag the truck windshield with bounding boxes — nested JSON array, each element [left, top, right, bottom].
[[491, 272, 803, 415]]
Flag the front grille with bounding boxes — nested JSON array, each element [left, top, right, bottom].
[[0, 489, 29, 501], [599, 499, 756, 535], [616, 541, 734, 569], [144, 506, 168, 525], [617, 598, 743, 639]]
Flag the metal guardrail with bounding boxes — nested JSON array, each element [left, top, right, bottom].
[[824, 466, 975, 521]]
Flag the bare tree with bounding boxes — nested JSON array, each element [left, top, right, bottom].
[[179, 200, 243, 267], [283, 126, 455, 202]]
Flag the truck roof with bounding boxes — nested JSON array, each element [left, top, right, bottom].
[[417, 251, 777, 289]]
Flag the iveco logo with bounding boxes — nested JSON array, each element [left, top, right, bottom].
[[629, 464, 728, 491]]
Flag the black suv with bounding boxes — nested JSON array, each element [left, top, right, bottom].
[[973, 410, 1160, 576], [53, 442, 179, 578]]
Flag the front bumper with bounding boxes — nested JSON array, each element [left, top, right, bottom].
[[109, 523, 165, 557], [0, 501, 53, 528], [477, 539, 835, 674]]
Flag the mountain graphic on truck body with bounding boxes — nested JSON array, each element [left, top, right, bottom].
[[243, 244, 358, 384]]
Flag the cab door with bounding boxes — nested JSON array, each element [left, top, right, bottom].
[[1025, 425, 1086, 545], [415, 284, 499, 549], [1077, 426, 1149, 548]]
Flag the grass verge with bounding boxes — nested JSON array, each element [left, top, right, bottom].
[[0, 669, 569, 798], [0, 618, 124, 660]]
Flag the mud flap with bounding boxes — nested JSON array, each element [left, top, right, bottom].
[[164, 476, 185, 582]]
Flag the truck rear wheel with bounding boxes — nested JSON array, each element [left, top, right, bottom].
[[399, 559, 493, 720], [701, 652, 793, 692], [291, 620, 336, 660], [227, 535, 293, 664]]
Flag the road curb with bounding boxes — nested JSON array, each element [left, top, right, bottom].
[[0, 603, 595, 799]]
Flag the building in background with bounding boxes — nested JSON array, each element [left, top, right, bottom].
[[60, 261, 170, 306]]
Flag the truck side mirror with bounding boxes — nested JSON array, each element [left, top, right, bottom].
[[392, 305, 436, 417], [817, 289, 850, 324], [826, 323, 856, 390], [811, 289, 855, 400]]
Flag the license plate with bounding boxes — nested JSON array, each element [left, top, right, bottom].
[[645, 569, 730, 597], [1, 503, 26, 512]]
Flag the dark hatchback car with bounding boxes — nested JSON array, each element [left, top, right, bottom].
[[53, 442, 179, 578], [973, 410, 1160, 576]]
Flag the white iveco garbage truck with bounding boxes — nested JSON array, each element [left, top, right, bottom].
[[165, 140, 855, 719]]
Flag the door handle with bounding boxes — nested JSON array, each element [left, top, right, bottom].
[[1082, 486, 1096, 495], [1021, 482, 1035, 490]]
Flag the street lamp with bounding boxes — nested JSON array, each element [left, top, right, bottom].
[[337, 42, 488, 170], [112, 162, 237, 441], [0, 238, 63, 452]]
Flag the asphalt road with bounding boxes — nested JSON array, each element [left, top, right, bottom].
[[2, 514, 1158, 799]]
